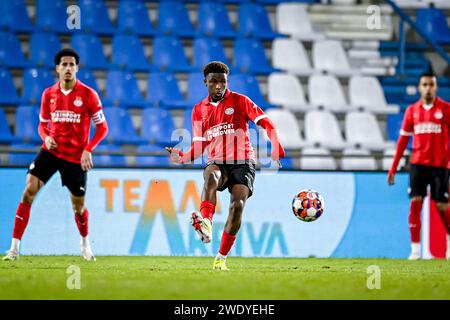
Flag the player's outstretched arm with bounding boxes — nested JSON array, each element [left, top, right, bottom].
[[166, 140, 206, 164], [257, 117, 285, 168]]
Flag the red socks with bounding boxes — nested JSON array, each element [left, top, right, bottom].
[[12, 202, 31, 240], [409, 200, 423, 243], [75, 209, 89, 237], [219, 231, 237, 256], [200, 200, 215, 222]]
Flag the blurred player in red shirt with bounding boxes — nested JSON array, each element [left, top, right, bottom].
[[388, 72, 450, 260], [3, 48, 108, 261], [166, 61, 285, 270]]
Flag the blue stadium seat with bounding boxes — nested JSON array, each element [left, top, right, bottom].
[[135, 144, 171, 167], [228, 74, 276, 110], [93, 145, 127, 167], [0, 68, 21, 105], [197, 2, 237, 38], [0, 32, 28, 68], [104, 70, 147, 108], [141, 108, 177, 145], [22, 68, 54, 105], [186, 72, 208, 105], [238, 3, 284, 40], [29, 32, 62, 68], [192, 37, 229, 71], [233, 38, 279, 75], [111, 34, 155, 72], [0, 0, 33, 33], [76, 70, 101, 95], [8, 143, 39, 166], [36, 0, 70, 34], [78, 0, 116, 35], [259, 156, 295, 169], [15, 106, 41, 144], [147, 72, 191, 109], [102, 107, 147, 145], [118, 0, 156, 36], [0, 108, 19, 144], [152, 36, 195, 72], [158, 2, 196, 37], [183, 109, 193, 136], [71, 33, 111, 70], [416, 8, 450, 44]]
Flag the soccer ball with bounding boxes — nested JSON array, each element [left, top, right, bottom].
[[292, 189, 325, 222]]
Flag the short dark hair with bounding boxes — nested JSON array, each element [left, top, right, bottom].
[[54, 48, 80, 66], [203, 61, 229, 78]]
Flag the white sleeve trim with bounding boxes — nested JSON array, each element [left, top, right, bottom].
[[39, 115, 50, 123], [92, 110, 106, 124], [399, 129, 413, 136], [254, 114, 268, 124], [193, 137, 206, 142]]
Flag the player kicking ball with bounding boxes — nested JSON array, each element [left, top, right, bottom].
[[166, 61, 285, 270], [3, 48, 108, 261]]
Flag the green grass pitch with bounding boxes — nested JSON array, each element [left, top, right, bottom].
[[1, 256, 449, 299]]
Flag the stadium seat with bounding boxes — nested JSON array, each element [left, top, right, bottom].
[[197, 2, 237, 38], [157, 2, 196, 37], [152, 36, 195, 72], [341, 148, 377, 171], [8, 143, 39, 166], [36, 0, 70, 34], [78, 0, 116, 35], [258, 156, 295, 170], [15, 105, 41, 144], [0, 0, 33, 33], [104, 70, 147, 109], [22, 68, 54, 105], [272, 39, 314, 76], [237, 3, 283, 40], [192, 37, 229, 71], [0, 68, 21, 105], [233, 38, 279, 75], [345, 111, 395, 151], [141, 108, 177, 146], [71, 33, 111, 70], [276, 3, 324, 41], [267, 73, 309, 112], [111, 34, 155, 72], [304, 110, 347, 150], [118, 0, 156, 36], [185, 73, 208, 106], [183, 110, 193, 136], [381, 148, 408, 171], [147, 72, 190, 109], [313, 40, 360, 77], [135, 144, 171, 167], [308, 74, 352, 112], [0, 108, 19, 144], [349, 76, 400, 114], [264, 109, 309, 149], [300, 147, 337, 170], [415, 8, 450, 44], [0, 31, 28, 68], [93, 145, 127, 167], [76, 70, 101, 96], [102, 107, 146, 145], [228, 74, 276, 110], [29, 32, 62, 68]]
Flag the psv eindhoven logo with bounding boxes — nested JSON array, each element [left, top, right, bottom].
[[74, 98, 83, 107], [434, 111, 443, 119], [225, 107, 234, 115]]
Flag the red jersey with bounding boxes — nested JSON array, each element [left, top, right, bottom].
[[39, 80, 105, 164], [400, 97, 450, 169], [191, 90, 267, 163]]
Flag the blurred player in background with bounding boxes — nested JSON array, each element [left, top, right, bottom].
[[3, 48, 108, 261], [166, 61, 285, 270], [388, 72, 450, 260]]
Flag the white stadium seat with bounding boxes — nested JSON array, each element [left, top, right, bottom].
[[341, 148, 378, 171], [276, 3, 325, 41], [300, 147, 337, 170], [349, 76, 400, 114], [268, 73, 310, 112], [312, 40, 360, 77], [272, 39, 314, 76], [304, 110, 348, 150], [308, 74, 353, 112], [381, 148, 409, 171], [345, 111, 395, 151]]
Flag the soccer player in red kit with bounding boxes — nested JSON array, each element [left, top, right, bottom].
[[3, 48, 108, 261], [388, 72, 450, 260], [166, 61, 285, 270]]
